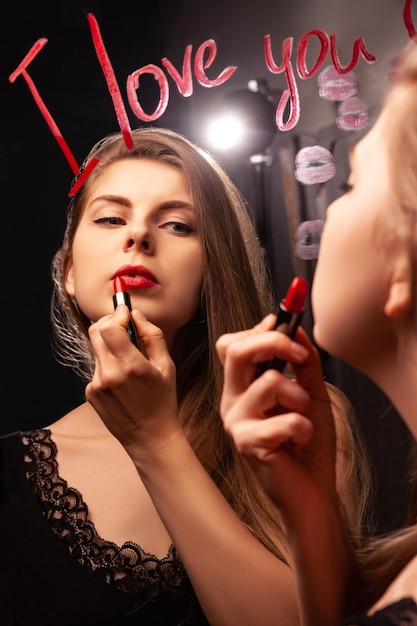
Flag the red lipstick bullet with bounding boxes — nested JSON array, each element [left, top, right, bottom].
[[256, 276, 309, 376]]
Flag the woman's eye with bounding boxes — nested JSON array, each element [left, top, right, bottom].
[[162, 221, 195, 235], [93, 216, 125, 225]]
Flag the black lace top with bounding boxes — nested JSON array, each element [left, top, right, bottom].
[[0, 429, 209, 625], [23, 428, 185, 598], [343, 598, 417, 625]]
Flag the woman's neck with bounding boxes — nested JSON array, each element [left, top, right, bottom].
[[366, 329, 417, 440]]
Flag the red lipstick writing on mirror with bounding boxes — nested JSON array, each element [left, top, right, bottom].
[[113, 276, 140, 349], [256, 276, 309, 376]]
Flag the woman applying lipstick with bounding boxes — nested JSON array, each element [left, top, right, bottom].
[[0, 125, 368, 625], [217, 42, 417, 626], [0, 126, 296, 626]]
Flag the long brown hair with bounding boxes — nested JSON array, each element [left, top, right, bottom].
[[50, 126, 369, 563]]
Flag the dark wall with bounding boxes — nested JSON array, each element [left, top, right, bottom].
[[2, 0, 181, 433], [1, 0, 413, 534]]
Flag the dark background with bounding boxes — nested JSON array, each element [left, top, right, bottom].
[[1, 0, 414, 534]]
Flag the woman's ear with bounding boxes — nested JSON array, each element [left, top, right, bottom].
[[65, 258, 75, 297], [384, 277, 412, 319]]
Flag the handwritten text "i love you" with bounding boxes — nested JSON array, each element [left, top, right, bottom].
[[9, 1, 417, 194]]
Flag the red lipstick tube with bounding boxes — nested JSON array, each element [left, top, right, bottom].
[[113, 276, 139, 349], [256, 276, 309, 376]]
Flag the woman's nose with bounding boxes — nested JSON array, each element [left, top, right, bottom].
[[125, 226, 154, 254]]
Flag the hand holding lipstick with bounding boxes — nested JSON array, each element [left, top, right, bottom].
[[86, 303, 180, 451], [216, 315, 338, 517], [83, 275, 182, 449], [216, 322, 353, 626]]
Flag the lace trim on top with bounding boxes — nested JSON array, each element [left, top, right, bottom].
[[23, 429, 187, 601], [345, 598, 417, 625]]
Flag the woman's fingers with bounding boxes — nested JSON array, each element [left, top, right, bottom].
[[88, 305, 173, 374], [131, 309, 174, 375], [85, 306, 180, 449], [89, 305, 135, 357], [216, 313, 277, 364], [220, 328, 309, 400], [221, 365, 310, 421], [229, 412, 314, 458]]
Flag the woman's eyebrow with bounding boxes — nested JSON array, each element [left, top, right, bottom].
[[87, 196, 196, 215], [88, 194, 131, 208], [158, 200, 195, 211]]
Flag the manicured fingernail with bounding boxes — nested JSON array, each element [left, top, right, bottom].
[[255, 313, 276, 330]]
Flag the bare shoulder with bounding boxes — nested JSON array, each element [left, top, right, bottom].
[[47, 402, 126, 472], [46, 402, 125, 471], [370, 554, 417, 614], [47, 402, 111, 439]]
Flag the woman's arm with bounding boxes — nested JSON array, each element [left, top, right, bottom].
[[85, 305, 299, 626], [216, 318, 360, 626], [128, 425, 299, 626]]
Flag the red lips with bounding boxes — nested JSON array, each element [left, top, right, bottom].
[[112, 265, 158, 289]]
